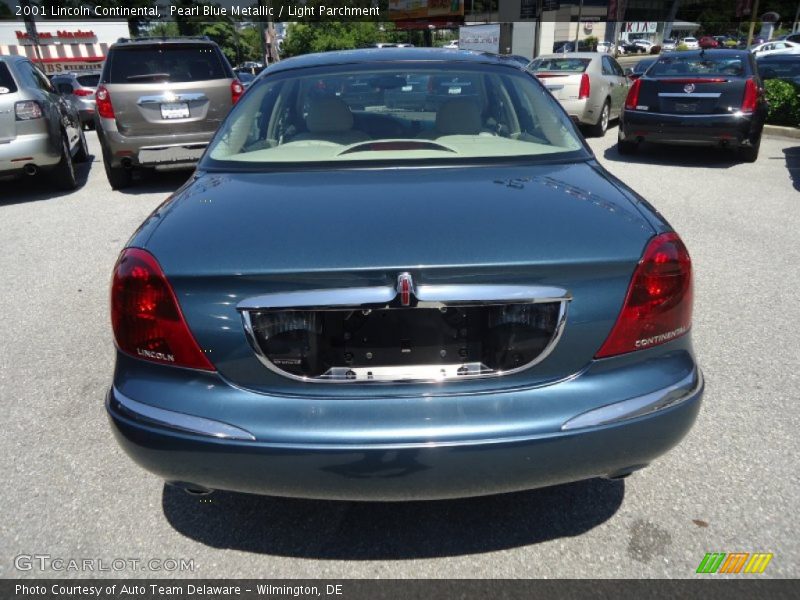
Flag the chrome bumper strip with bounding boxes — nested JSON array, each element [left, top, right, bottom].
[[237, 284, 571, 311], [561, 369, 703, 431], [109, 388, 256, 441]]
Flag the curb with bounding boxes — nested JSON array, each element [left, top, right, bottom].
[[763, 125, 800, 140]]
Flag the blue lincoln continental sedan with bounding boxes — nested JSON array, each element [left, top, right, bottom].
[[107, 48, 703, 500]]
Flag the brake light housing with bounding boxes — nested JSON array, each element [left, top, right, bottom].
[[741, 78, 758, 113], [231, 79, 244, 104], [95, 85, 114, 118], [578, 73, 590, 100], [74, 88, 94, 97], [596, 232, 693, 358], [15, 100, 43, 120], [625, 78, 642, 110], [111, 248, 215, 371]]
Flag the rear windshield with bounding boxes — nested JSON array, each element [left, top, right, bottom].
[[205, 63, 586, 168], [758, 59, 800, 79], [527, 58, 590, 73], [0, 62, 18, 94], [77, 74, 100, 87], [649, 55, 747, 77], [107, 45, 226, 83]]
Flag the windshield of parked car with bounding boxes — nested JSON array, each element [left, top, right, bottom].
[[527, 58, 591, 73], [76, 74, 100, 87], [649, 54, 746, 77], [107, 44, 226, 83], [205, 63, 586, 167]]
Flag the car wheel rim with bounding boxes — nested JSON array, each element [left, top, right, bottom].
[[601, 105, 609, 131]]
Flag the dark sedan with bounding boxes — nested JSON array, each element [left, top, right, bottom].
[[107, 49, 702, 501], [757, 54, 800, 90], [627, 57, 657, 80], [618, 50, 766, 162]]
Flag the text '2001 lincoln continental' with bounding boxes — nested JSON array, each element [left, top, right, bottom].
[[107, 49, 703, 501]]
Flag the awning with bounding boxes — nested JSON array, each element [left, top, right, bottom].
[[669, 21, 701, 32], [0, 42, 108, 74]]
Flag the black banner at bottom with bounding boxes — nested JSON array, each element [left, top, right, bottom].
[[3, 579, 799, 600]]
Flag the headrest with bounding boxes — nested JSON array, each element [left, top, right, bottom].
[[435, 98, 482, 135], [305, 96, 354, 133]]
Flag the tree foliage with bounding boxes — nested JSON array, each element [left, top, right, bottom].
[[764, 79, 800, 127]]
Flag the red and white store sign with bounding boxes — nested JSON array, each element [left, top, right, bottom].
[[15, 29, 98, 45], [0, 42, 108, 74]]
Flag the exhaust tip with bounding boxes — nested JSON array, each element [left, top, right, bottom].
[[604, 464, 648, 480], [23, 164, 38, 176], [121, 157, 133, 170], [167, 481, 214, 496]]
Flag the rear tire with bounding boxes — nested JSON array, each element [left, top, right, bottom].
[[74, 129, 89, 163], [587, 100, 610, 137], [102, 144, 132, 190], [739, 135, 761, 163], [617, 130, 637, 155], [53, 134, 77, 191]]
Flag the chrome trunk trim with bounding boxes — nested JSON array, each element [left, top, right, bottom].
[[238, 283, 571, 384], [237, 284, 571, 311]]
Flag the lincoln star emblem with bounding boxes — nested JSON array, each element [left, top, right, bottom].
[[397, 273, 413, 306], [684, 83, 696, 94]]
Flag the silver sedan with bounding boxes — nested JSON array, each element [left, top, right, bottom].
[[527, 52, 630, 137]]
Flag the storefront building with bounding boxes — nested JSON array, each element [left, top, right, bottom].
[[0, 21, 129, 75]]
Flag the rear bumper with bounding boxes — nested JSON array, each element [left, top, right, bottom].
[[96, 118, 213, 167], [620, 109, 762, 146], [0, 132, 60, 175], [107, 354, 703, 501]]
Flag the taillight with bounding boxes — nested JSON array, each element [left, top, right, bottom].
[[625, 78, 642, 110], [111, 248, 215, 371], [578, 73, 590, 99], [74, 88, 94, 97], [15, 100, 42, 120], [595, 233, 692, 358], [741, 78, 758, 113], [95, 85, 114, 118], [231, 79, 244, 104]]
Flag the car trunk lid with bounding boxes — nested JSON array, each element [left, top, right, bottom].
[[637, 76, 749, 115], [141, 163, 657, 395]]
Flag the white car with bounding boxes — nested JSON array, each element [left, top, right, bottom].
[[750, 40, 800, 57], [681, 37, 700, 50], [633, 39, 655, 52], [662, 39, 677, 51], [443, 40, 459, 50], [596, 41, 614, 54]]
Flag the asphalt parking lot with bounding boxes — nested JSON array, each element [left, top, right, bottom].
[[1, 129, 798, 579]]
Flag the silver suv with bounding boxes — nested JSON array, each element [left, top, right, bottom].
[[51, 71, 100, 130], [0, 55, 89, 190], [95, 37, 244, 189]]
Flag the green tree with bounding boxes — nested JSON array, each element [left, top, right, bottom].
[[283, 22, 386, 56], [148, 21, 180, 38]]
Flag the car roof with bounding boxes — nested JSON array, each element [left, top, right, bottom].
[[659, 49, 750, 57], [757, 54, 800, 61], [0, 55, 29, 65], [266, 48, 526, 74], [110, 36, 218, 48], [535, 52, 601, 59]]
